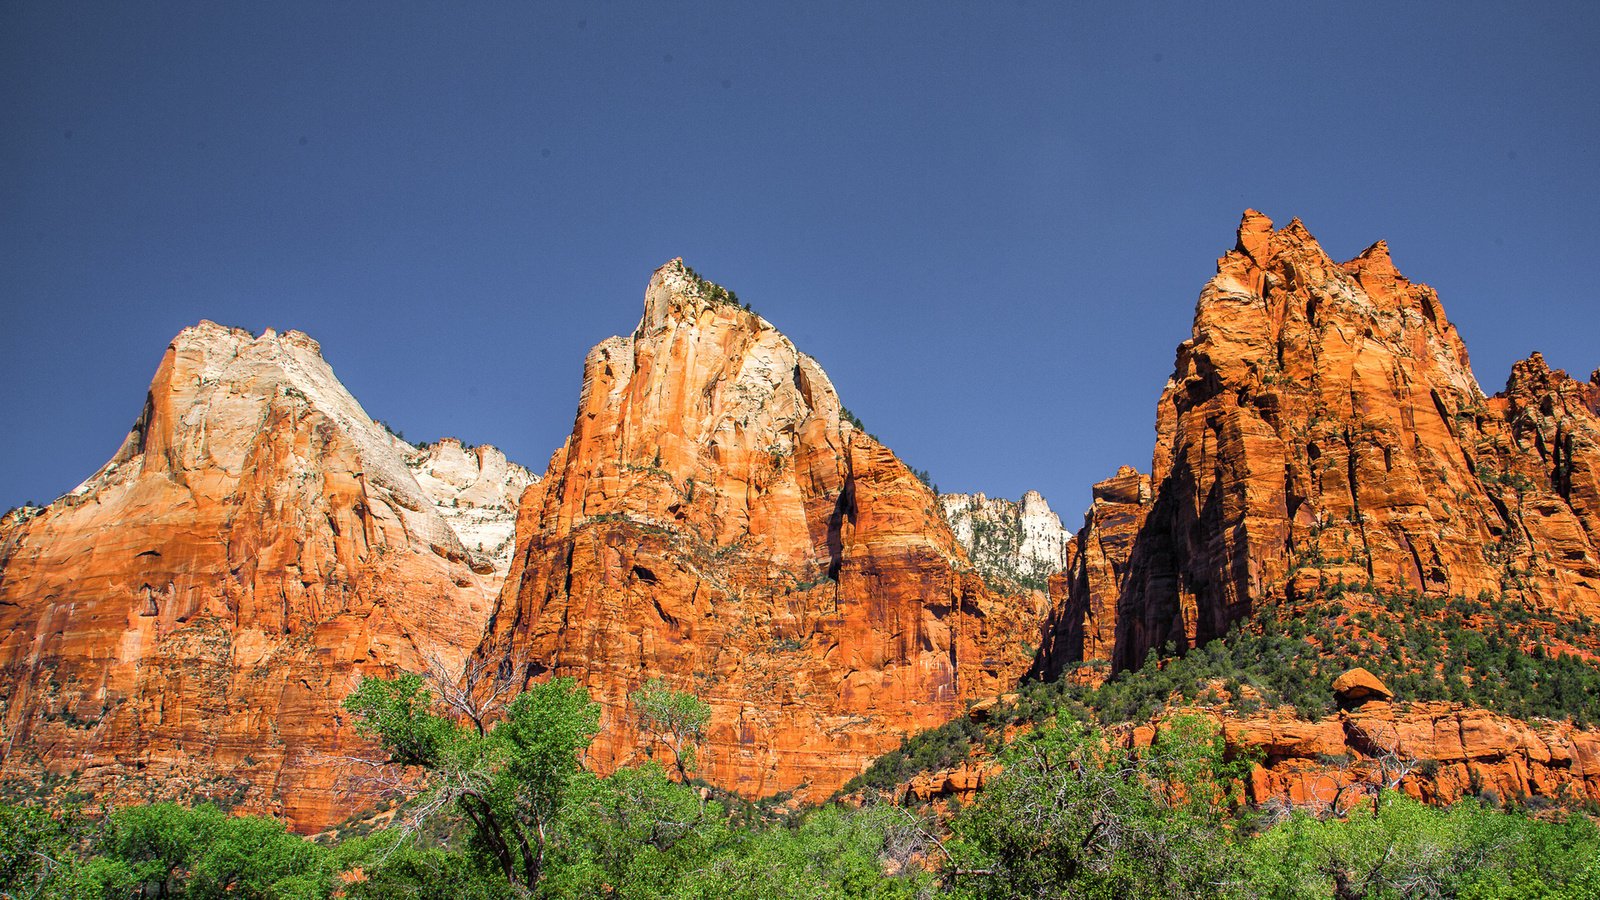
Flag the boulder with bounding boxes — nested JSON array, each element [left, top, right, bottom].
[[1332, 668, 1394, 707]]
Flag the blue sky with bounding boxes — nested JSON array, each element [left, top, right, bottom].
[[4, 2, 1597, 521]]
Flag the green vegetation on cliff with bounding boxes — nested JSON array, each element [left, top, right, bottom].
[[7, 671, 1600, 899], [847, 589, 1600, 801]]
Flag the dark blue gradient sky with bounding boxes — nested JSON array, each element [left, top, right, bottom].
[[4, 2, 1597, 519]]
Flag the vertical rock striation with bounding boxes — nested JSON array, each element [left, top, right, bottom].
[[0, 323, 529, 831], [1034, 466, 1150, 679], [1042, 211, 1600, 674], [475, 260, 1046, 801]]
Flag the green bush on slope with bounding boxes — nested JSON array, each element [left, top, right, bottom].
[[8, 672, 1600, 899]]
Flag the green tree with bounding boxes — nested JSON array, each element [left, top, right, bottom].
[[0, 802, 88, 899], [335, 830, 509, 900], [629, 679, 711, 780], [344, 674, 600, 895], [540, 763, 727, 900], [87, 802, 331, 899], [343, 673, 457, 766], [1242, 793, 1600, 900], [946, 713, 1250, 900], [666, 804, 930, 900]]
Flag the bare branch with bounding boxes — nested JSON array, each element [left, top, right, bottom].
[[424, 651, 510, 735]]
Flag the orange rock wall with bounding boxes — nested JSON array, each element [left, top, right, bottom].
[[903, 702, 1600, 812], [476, 261, 1044, 801], [0, 324, 517, 832], [1216, 702, 1600, 809], [1045, 212, 1600, 672]]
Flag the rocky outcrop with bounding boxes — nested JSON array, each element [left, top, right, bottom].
[[474, 260, 1046, 802], [1331, 667, 1393, 707], [939, 491, 1071, 591], [1216, 700, 1600, 810], [0, 323, 526, 832], [1493, 354, 1600, 591], [1034, 466, 1150, 679], [406, 439, 537, 578], [903, 760, 999, 806], [1044, 211, 1600, 673], [903, 700, 1600, 812]]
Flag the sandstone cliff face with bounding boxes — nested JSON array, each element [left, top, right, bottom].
[[939, 490, 1071, 591], [475, 260, 1045, 801], [0, 323, 525, 832], [1221, 699, 1600, 810], [1035, 466, 1150, 680], [1045, 212, 1600, 672]]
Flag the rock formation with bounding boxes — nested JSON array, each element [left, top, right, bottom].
[[0, 322, 530, 832], [475, 260, 1046, 801], [1222, 698, 1600, 810], [939, 490, 1071, 591], [7, 214, 1594, 828], [1043, 211, 1600, 673], [406, 438, 536, 577], [901, 697, 1600, 811], [1034, 466, 1150, 680], [1331, 667, 1393, 708]]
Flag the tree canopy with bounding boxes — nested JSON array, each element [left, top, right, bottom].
[[7, 673, 1598, 899]]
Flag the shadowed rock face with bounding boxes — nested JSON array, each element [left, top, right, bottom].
[[474, 260, 1046, 801], [0, 323, 531, 832], [1034, 467, 1150, 680], [1042, 211, 1600, 673]]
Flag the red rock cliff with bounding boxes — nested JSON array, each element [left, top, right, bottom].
[[474, 260, 1045, 801], [903, 698, 1600, 812], [1044, 212, 1600, 672], [1034, 466, 1149, 680], [0, 323, 530, 832]]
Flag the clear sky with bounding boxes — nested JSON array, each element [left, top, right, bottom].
[[4, 2, 1597, 521]]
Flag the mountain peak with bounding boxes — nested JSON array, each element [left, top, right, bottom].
[[173, 320, 325, 359], [1225, 210, 1341, 283], [640, 258, 754, 333], [1340, 238, 1413, 305], [1051, 211, 1600, 679], [475, 265, 1043, 803], [1235, 209, 1276, 263], [0, 321, 533, 831]]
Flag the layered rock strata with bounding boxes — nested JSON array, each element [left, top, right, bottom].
[[0, 323, 525, 831], [1224, 699, 1600, 809], [475, 260, 1046, 801]]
